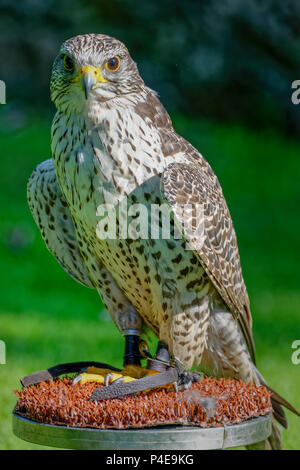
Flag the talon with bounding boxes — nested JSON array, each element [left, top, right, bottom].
[[105, 373, 114, 386], [72, 368, 139, 386], [72, 372, 105, 386], [110, 376, 125, 385], [139, 339, 152, 359], [72, 367, 123, 386], [72, 374, 84, 385], [106, 371, 137, 385]]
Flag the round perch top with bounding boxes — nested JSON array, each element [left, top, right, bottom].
[[14, 376, 272, 429]]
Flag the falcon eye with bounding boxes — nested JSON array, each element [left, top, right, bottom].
[[63, 55, 75, 72], [105, 56, 120, 72]]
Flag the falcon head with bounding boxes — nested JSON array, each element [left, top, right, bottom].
[[50, 34, 144, 113]]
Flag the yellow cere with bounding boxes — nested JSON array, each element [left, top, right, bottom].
[[74, 65, 108, 83]]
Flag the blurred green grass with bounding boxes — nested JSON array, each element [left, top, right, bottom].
[[0, 114, 299, 449]]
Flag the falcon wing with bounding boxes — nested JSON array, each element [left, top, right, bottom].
[[27, 159, 95, 289], [160, 155, 256, 363]]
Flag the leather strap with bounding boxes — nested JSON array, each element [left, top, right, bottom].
[[89, 366, 179, 401], [20, 360, 199, 401], [20, 361, 122, 387]]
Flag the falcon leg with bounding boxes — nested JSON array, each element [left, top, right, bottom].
[[123, 331, 141, 366], [121, 340, 175, 381], [155, 341, 170, 363], [121, 330, 149, 379], [149, 342, 202, 390]]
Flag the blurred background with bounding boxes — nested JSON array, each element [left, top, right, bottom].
[[0, 0, 299, 449]]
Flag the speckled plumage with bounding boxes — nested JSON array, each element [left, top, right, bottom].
[[28, 34, 298, 448]]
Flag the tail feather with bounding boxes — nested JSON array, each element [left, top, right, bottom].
[[271, 398, 288, 429], [268, 385, 300, 423], [268, 418, 284, 450], [253, 366, 300, 449], [255, 367, 300, 423]]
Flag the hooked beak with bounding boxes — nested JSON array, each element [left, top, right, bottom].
[[78, 65, 108, 99]]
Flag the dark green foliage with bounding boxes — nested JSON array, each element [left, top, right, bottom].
[[1, 0, 300, 133]]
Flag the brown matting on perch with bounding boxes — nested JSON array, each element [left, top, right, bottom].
[[14, 376, 272, 430]]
